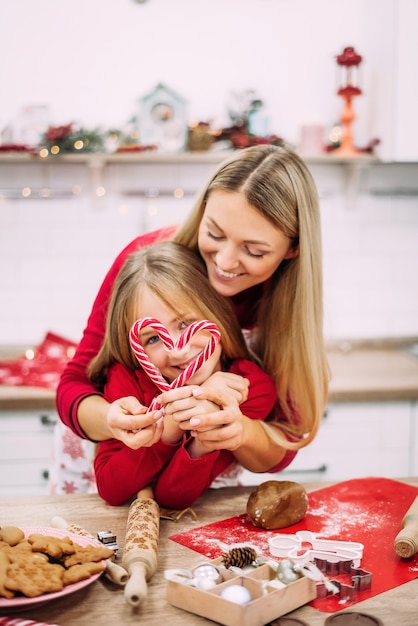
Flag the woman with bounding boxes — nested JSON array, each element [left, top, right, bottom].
[[91, 241, 277, 507], [57, 144, 329, 477]]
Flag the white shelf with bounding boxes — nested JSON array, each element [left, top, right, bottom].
[[0, 150, 380, 166]]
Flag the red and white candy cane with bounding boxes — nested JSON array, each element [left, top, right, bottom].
[[129, 317, 221, 410]]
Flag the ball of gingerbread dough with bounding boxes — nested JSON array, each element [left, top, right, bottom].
[[246, 480, 308, 530]]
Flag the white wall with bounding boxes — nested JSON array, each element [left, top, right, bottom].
[[1, 0, 418, 347], [0, 159, 417, 346], [0, 0, 399, 158]]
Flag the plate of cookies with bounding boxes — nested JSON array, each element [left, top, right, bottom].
[[0, 525, 114, 610]]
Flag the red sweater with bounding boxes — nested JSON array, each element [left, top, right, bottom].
[[56, 226, 297, 477], [94, 359, 277, 508]]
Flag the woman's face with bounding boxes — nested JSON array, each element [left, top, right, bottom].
[[198, 190, 297, 297], [136, 286, 222, 385]]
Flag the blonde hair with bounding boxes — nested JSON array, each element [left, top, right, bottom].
[[174, 144, 330, 449], [88, 241, 250, 386]]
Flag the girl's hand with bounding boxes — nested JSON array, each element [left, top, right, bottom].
[[106, 396, 164, 449]]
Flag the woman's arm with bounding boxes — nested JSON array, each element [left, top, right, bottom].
[[56, 226, 177, 440]]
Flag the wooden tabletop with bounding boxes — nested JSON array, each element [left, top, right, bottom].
[[1, 480, 418, 625]]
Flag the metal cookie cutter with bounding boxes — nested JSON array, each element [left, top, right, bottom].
[[268, 531, 364, 567], [97, 530, 119, 556], [315, 561, 373, 602]]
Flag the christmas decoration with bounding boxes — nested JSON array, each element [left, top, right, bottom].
[[214, 89, 287, 150], [40, 123, 105, 155], [221, 546, 258, 569]]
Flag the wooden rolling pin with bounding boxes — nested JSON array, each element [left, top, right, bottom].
[[122, 486, 160, 607], [51, 516, 129, 586], [394, 495, 418, 558]]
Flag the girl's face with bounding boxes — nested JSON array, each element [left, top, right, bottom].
[[136, 286, 222, 385], [198, 190, 298, 297]]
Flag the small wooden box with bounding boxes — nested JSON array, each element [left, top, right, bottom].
[[166, 561, 316, 626]]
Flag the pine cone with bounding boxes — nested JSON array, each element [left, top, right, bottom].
[[221, 546, 257, 569]]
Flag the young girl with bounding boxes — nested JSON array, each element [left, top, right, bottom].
[[89, 241, 278, 508]]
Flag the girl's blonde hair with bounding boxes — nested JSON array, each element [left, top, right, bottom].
[[88, 241, 250, 386], [174, 144, 330, 449]]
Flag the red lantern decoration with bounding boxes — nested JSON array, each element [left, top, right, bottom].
[[333, 46, 363, 156]]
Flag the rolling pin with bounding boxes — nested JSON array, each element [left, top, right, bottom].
[[51, 516, 129, 586], [394, 495, 418, 558], [122, 486, 160, 607]]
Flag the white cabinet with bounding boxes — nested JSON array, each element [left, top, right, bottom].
[[240, 401, 413, 485], [0, 409, 56, 496]]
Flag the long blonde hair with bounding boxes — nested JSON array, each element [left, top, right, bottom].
[[88, 241, 251, 386], [174, 144, 330, 448]]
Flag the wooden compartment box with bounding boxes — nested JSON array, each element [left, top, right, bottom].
[[166, 561, 317, 626]]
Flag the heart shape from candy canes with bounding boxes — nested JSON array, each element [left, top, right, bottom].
[[129, 317, 221, 410]]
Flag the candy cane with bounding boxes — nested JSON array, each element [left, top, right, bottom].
[[129, 317, 221, 410]]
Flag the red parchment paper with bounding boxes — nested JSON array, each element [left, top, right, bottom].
[[170, 477, 418, 613]]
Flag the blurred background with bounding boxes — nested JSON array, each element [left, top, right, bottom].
[[0, 0, 417, 346]]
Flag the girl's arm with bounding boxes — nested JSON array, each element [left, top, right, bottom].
[[153, 360, 292, 508], [94, 437, 181, 506], [153, 443, 234, 509], [159, 360, 297, 473], [93, 363, 180, 506]]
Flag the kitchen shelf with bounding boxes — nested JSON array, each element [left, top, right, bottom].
[[0, 151, 380, 205], [0, 150, 380, 166]]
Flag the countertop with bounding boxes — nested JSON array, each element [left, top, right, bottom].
[[1, 480, 417, 625], [0, 339, 417, 411], [327, 340, 418, 402]]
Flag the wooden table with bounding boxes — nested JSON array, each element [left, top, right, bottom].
[[1, 481, 418, 625]]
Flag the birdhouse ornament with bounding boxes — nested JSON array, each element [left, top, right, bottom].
[[138, 83, 188, 152]]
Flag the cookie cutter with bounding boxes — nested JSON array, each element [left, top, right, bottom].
[[268, 531, 371, 602], [97, 530, 119, 555], [268, 531, 364, 567], [315, 561, 373, 602]]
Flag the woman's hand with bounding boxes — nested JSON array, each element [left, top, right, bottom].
[[187, 386, 245, 452], [106, 396, 164, 449], [157, 371, 249, 429], [157, 385, 220, 431], [158, 385, 246, 456], [202, 371, 249, 404]]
